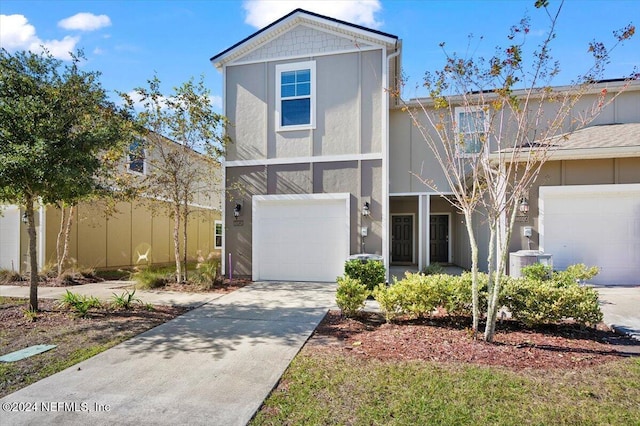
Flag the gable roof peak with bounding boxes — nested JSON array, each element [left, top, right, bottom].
[[210, 8, 398, 69]]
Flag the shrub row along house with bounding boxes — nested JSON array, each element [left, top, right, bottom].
[[211, 9, 640, 285], [0, 133, 222, 274]]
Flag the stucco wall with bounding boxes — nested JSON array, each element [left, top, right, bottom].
[[226, 50, 383, 162], [226, 160, 383, 276]]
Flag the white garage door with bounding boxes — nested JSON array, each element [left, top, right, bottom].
[[0, 205, 21, 272], [252, 194, 350, 282], [540, 184, 640, 285]]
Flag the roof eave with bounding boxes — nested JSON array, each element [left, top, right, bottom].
[[491, 146, 640, 163]]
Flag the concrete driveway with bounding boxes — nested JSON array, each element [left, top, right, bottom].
[[595, 285, 640, 341], [0, 281, 337, 426]]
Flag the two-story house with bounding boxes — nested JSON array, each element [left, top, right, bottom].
[[0, 133, 223, 274], [212, 9, 640, 285]]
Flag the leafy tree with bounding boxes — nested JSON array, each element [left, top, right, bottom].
[[0, 48, 134, 310], [399, 0, 636, 341], [124, 75, 228, 283]]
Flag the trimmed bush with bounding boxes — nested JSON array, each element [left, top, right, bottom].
[[373, 273, 447, 321], [336, 276, 369, 317], [444, 272, 490, 317], [521, 263, 552, 281], [344, 259, 386, 292], [502, 277, 602, 327]]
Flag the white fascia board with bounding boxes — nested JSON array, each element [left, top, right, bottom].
[[226, 152, 383, 167], [213, 12, 396, 69], [492, 146, 640, 163], [302, 14, 397, 46]]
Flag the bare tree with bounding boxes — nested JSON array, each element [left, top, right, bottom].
[[399, 0, 636, 341], [124, 75, 228, 283]]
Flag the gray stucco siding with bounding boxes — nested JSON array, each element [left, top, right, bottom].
[[225, 159, 384, 276], [226, 63, 268, 161]]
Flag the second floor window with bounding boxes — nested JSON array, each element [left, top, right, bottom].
[[455, 107, 488, 156], [128, 140, 146, 174], [276, 61, 315, 131]]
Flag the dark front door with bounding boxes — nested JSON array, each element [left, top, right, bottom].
[[430, 215, 449, 263], [392, 215, 413, 263]]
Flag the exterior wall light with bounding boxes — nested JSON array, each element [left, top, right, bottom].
[[233, 203, 242, 218], [518, 197, 529, 214], [362, 201, 371, 217], [22, 212, 29, 224]]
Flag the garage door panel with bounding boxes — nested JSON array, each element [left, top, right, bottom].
[[541, 184, 640, 285], [253, 195, 349, 282]]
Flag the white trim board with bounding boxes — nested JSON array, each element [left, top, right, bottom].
[[226, 152, 382, 167]]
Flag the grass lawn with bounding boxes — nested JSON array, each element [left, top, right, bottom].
[[252, 352, 640, 425], [251, 338, 640, 426]]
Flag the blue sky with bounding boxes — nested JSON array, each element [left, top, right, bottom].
[[2, 0, 639, 112]]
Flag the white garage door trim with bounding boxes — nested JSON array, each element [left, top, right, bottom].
[[540, 183, 640, 285], [252, 193, 350, 282], [0, 205, 21, 272]]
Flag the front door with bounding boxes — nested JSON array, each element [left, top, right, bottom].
[[392, 215, 413, 263], [430, 215, 449, 263]]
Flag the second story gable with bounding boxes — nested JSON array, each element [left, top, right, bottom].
[[211, 9, 399, 164]]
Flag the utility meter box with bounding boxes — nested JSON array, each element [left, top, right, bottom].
[[509, 250, 552, 278]]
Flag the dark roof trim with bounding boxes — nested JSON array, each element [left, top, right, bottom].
[[210, 8, 398, 63]]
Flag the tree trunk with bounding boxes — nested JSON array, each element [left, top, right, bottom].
[[484, 206, 518, 342], [60, 205, 74, 275], [56, 204, 74, 277], [464, 211, 480, 337], [173, 203, 182, 283], [182, 205, 188, 283], [56, 205, 67, 277], [25, 196, 39, 311]]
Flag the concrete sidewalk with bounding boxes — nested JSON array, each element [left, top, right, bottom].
[[0, 281, 337, 426], [0, 281, 221, 308]]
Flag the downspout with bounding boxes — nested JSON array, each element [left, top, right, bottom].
[[383, 42, 401, 283]]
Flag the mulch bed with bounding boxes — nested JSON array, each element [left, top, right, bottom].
[[306, 310, 640, 370]]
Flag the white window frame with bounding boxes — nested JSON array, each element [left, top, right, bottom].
[[127, 140, 147, 175], [275, 61, 316, 132], [454, 106, 489, 157], [214, 220, 223, 249]]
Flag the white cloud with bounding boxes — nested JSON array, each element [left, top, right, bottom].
[[0, 14, 38, 50], [242, 0, 382, 29], [58, 13, 111, 31], [0, 14, 79, 60]]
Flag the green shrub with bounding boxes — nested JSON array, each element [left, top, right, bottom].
[[444, 272, 490, 317], [344, 259, 386, 292], [132, 267, 171, 289], [555, 263, 599, 286], [521, 263, 552, 281], [111, 289, 142, 310], [373, 273, 445, 321], [58, 290, 102, 318], [502, 276, 602, 327], [422, 262, 444, 275], [335, 276, 369, 317]]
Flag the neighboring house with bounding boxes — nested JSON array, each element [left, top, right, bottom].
[[211, 9, 640, 284], [0, 133, 223, 273]]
